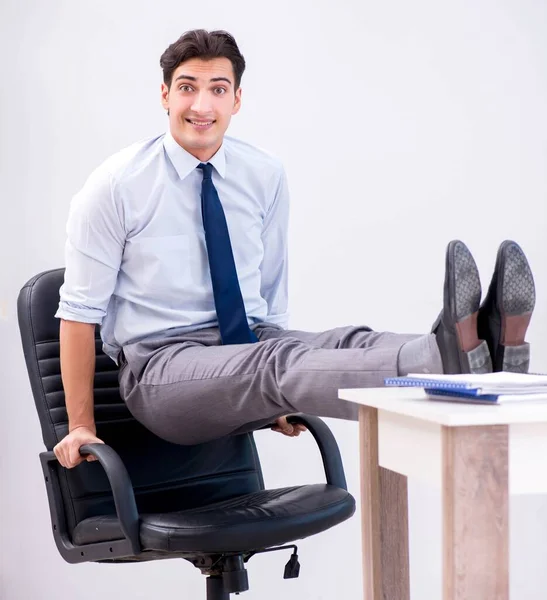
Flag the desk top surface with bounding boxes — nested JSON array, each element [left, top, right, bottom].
[[338, 387, 547, 426]]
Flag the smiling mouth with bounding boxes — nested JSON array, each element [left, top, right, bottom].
[[186, 119, 216, 128]]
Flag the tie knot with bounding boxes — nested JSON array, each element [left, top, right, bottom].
[[198, 162, 213, 180]]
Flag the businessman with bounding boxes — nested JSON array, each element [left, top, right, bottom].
[[53, 29, 536, 469]]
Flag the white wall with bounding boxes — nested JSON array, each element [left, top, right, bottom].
[[1, 0, 546, 598]]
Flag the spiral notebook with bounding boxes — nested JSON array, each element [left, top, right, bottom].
[[384, 372, 547, 404]]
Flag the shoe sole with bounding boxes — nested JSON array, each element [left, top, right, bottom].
[[498, 240, 535, 348], [447, 241, 482, 354]]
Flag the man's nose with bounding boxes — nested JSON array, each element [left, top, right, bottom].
[[191, 91, 213, 113]]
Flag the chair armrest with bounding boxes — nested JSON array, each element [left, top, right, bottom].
[[261, 415, 348, 490], [79, 443, 140, 553], [41, 443, 140, 556]]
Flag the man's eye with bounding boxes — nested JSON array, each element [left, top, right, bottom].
[[180, 85, 193, 92], [215, 88, 226, 95]]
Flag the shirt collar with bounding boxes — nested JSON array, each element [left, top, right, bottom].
[[163, 130, 227, 181]]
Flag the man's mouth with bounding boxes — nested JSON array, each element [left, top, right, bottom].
[[186, 119, 216, 130]]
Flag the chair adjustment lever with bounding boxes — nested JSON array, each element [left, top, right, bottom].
[[245, 544, 301, 580], [283, 549, 300, 579]]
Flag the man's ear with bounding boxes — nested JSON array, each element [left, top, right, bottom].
[[161, 82, 169, 112], [232, 87, 242, 116]]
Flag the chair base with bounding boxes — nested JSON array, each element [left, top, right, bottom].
[[197, 546, 300, 597], [197, 554, 248, 598]]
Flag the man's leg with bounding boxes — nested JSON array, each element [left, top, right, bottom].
[[119, 325, 415, 446], [117, 240, 481, 446], [255, 323, 444, 377], [118, 239, 535, 446]]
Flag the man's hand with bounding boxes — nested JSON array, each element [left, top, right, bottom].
[[271, 416, 307, 438], [53, 426, 105, 469]]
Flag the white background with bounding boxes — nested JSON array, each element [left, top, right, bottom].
[[1, 0, 547, 598]]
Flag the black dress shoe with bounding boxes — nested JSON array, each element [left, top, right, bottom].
[[431, 240, 492, 374], [477, 240, 535, 373]]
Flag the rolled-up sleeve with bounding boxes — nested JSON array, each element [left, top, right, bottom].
[[259, 165, 290, 328], [55, 166, 126, 324]]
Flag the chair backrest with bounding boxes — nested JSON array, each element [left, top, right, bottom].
[[18, 269, 265, 534]]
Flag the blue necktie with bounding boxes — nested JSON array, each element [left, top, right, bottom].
[[198, 162, 258, 345]]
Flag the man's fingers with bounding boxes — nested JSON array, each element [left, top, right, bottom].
[[276, 417, 294, 433], [272, 425, 300, 437], [53, 429, 104, 469], [53, 444, 67, 468], [272, 417, 309, 437], [68, 444, 84, 468]]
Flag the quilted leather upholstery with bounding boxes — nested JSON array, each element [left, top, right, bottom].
[[73, 484, 353, 552]]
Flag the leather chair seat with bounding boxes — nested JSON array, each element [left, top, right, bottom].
[[73, 484, 354, 553]]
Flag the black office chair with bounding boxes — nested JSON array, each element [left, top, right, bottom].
[[17, 268, 356, 599]]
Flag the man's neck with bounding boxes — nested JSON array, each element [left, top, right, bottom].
[[170, 133, 222, 163]]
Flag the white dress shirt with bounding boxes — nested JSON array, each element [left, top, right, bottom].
[[55, 131, 290, 363]]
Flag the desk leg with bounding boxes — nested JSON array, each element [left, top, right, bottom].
[[359, 406, 410, 600], [442, 425, 509, 600]]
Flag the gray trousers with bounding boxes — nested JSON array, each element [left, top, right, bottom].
[[118, 323, 442, 445]]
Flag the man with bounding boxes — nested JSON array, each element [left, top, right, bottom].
[[53, 29, 536, 469]]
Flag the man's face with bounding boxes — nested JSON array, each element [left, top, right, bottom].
[[161, 57, 241, 162]]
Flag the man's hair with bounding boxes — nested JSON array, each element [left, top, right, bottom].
[[160, 29, 246, 90]]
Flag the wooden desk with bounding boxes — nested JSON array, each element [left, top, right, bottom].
[[338, 387, 547, 600]]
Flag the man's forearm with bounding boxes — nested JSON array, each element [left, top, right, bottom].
[[59, 319, 97, 432]]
